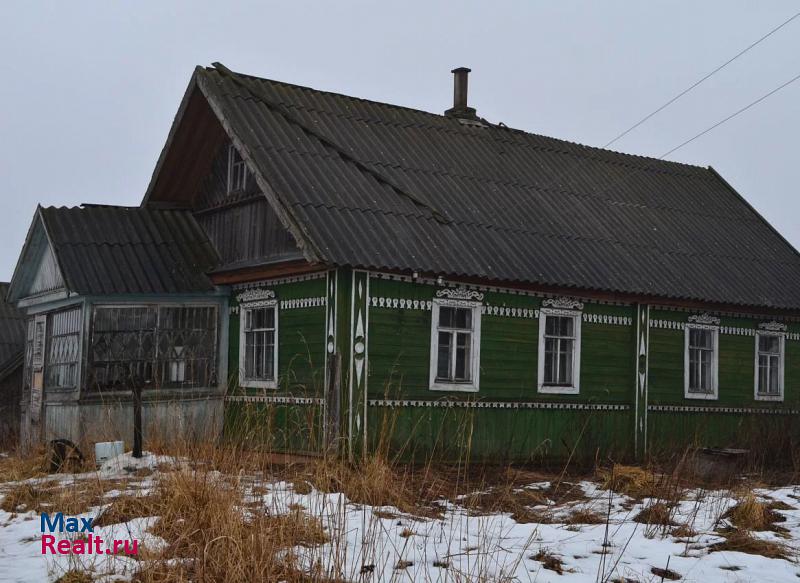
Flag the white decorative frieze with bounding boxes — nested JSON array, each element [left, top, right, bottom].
[[582, 313, 633, 326], [435, 288, 485, 302], [482, 305, 537, 319], [759, 321, 788, 333], [237, 288, 276, 304], [225, 395, 323, 406], [542, 297, 584, 311], [687, 313, 720, 326], [649, 404, 799, 415], [370, 297, 432, 310], [368, 399, 629, 411], [280, 297, 326, 310]]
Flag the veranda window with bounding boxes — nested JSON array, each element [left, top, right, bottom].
[[44, 307, 82, 389], [428, 300, 481, 392], [684, 326, 718, 399], [239, 305, 278, 388], [88, 305, 217, 391], [755, 333, 783, 400], [538, 310, 582, 394]]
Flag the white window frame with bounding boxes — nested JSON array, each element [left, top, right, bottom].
[[428, 298, 482, 392], [238, 299, 279, 389], [754, 331, 785, 402], [684, 324, 719, 400], [537, 308, 582, 394], [227, 144, 248, 194]]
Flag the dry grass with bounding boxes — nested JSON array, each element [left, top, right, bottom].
[[710, 529, 790, 560], [724, 492, 787, 532], [671, 524, 697, 538], [633, 503, 676, 527], [597, 464, 661, 499], [54, 571, 94, 583], [565, 508, 605, 525], [130, 468, 330, 582], [0, 478, 119, 515], [0, 448, 50, 482], [531, 549, 568, 575]]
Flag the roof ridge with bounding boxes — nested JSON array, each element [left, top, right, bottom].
[[205, 65, 711, 174], [208, 63, 452, 225]]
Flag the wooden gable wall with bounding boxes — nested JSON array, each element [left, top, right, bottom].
[[193, 142, 302, 271]]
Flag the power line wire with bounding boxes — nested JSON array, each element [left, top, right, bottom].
[[603, 10, 800, 148], [659, 70, 800, 159]]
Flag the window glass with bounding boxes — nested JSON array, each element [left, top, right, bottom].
[[688, 328, 714, 394], [757, 334, 782, 397], [242, 306, 276, 382], [435, 306, 473, 383], [543, 315, 575, 386], [89, 305, 217, 391], [45, 307, 82, 389]]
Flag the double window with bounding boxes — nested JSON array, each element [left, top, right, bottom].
[[684, 325, 718, 399], [538, 311, 581, 394], [429, 300, 481, 391], [755, 332, 784, 401], [239, 304, 278, 388]]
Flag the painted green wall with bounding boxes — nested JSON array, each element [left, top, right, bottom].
[[224, 275, 327, 453], [365, 276, 636, 461], [367, 278, 635, 403], [228, 276, 327, 396], [223, 270, 800, 463]]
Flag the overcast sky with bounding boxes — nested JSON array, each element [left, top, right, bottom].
[[1, 1, 798, 280]]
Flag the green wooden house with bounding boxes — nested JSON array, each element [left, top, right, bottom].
[[9, 64, 800, 461]]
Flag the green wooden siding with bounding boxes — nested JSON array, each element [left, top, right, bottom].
[[224, 276, 328, 453], [223, 270, 800, 462], [228, 277, 326, 396]]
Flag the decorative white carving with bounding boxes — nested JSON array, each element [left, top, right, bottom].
[[759, 321, 787, 332], [542, 297, 584, 311], [687, 313, 720, 326], [237, 289, 276, 304], [435, 288, 484, 302]]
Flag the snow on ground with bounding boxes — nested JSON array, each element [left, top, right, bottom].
[[1, 453, 800, 582]]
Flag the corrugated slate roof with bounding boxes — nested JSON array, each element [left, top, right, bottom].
[[40, 206, 219, 295], [195, 65, 800, 309], [0, 282, 24, 376]]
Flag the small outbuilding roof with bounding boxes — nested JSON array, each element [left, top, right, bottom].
[[0, 282, 24, 379], [8, 206, 219, 300]]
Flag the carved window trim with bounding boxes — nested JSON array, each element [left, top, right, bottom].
[[537, 307, 582, 395], [684, 323, 719, 400], [754, 330, 784, 402], [428, 298, 482, 393], [238, 295, 279, 390]]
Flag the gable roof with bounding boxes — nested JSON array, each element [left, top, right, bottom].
[[8, 206, 219, 301], [150, 64, 800, 310], [0, 282, 24, 379]]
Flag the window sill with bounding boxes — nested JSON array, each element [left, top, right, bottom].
[[538, 385, 580, 395], [429, 382, 479, 393], [684, 391, 718, 400], [240, 380, 278, 390], [755, 393, 783, 402]]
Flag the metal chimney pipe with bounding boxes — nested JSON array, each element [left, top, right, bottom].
[[452, 67, 470, 111], [445, 67, 477, 119]]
